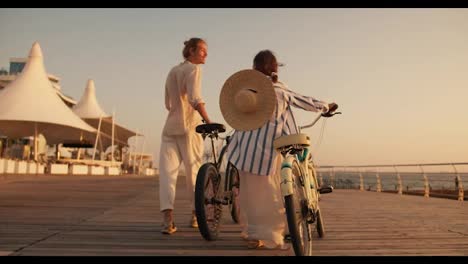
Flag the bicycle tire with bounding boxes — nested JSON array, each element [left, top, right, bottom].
[[316, 208, 325, 238], [308, 164, 325, 238], [194, 163, 223, 241], [227, 163, 240, 224], [284, 159, 313, 256]]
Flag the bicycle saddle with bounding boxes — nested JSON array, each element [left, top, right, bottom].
[[273, 133, 310, 150], [196, 123, 226, 134]]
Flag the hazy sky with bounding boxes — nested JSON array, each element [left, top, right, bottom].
[[1, 8, 467, 167]]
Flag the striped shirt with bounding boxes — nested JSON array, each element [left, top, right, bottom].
[[227, 81, 329, 176]]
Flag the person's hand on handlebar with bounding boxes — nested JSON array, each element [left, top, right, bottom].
[[321, 103, 339, 118]]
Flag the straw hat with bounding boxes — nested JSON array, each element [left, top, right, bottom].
[[219, 69, 277, 131]]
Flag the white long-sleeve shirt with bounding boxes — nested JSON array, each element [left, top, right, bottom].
[[227, 81, 329, 176], [162, 61, 205, 136]]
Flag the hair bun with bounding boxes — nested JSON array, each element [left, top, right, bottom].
[[184, 41, 188, 46]]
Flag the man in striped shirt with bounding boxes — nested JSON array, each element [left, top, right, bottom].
[[226, 50, 337, 249]]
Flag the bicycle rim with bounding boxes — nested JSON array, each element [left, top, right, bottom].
[[194, 163, 223, 241], [284, 160, 313, 256]]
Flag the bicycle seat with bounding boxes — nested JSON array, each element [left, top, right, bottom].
[[273, 133, 310, 150], [196, 123, 226, 134]]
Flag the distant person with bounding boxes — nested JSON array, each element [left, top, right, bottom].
[[23, 144, 31, 161], [159, 37, 211, 235], [221, 50, 338, 249]]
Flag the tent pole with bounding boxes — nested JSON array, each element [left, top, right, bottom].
[[34, 123, 38, 162], [112, 109, 115, 165], [55, 144, 60, 160], [139, 135, 146, 175], [98, 133, 103, 159], [133, 130, 138, 174], [92, 115, 103, 160]]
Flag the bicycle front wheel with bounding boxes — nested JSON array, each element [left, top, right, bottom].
[[284, 159, 313, 256], [195, 163, 223, 241]]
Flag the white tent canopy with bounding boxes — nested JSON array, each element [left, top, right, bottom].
[[0, 42, 99, 151], [72, 79, 110, 119], [72, 79, 140, 147]]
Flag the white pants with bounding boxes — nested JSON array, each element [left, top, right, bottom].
[[239, 156, 287, 248], [159, 132, 203, 212]]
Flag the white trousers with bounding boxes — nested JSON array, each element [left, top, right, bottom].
[[238, 156, 287, 248], [159, 132, 203, 212]]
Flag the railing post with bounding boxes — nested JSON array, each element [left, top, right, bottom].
[[452, 164, 464, 202], [420, 165, 430, 198], [424, 174, 430, 198], [457, 177, 464, 202], [318, 171, 324, 187], [343, 167, 346, 188], [331, 168, 335, 188], [376, 168, 382, 192], [359, 168, 364, 191], [394, 165, 403, 195]]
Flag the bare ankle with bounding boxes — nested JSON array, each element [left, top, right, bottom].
[[162, 209, 173, 222]]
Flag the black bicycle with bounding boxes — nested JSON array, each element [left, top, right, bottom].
[[194, 123, 240, 241]]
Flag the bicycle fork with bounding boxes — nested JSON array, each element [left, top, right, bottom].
[[280, 155, 317, 224], [280, 156, 296, 196]]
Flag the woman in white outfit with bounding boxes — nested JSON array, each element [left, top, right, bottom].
[[221, 50, 337, 249], [159, 38, 211, 235]]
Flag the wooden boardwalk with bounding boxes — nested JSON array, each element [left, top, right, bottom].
[[0, 174, 467, 256]]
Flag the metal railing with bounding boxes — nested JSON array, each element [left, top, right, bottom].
[[316, 162, 467, 201]]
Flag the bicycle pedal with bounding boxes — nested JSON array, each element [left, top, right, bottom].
[[214, 198, 229, 205]]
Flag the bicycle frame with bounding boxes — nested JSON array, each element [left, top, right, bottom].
[[279, 114, 322, 199], [282, 113, 337, 198], [280, 143, 319, 213], [195, 123, 241, 240], [204, 132, 236, 203], [205, 132, 222, 169], [275, 112, 338, 255]]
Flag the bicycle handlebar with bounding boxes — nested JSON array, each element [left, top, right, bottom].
[[323, 111, 342, 117], [299, 111, 341, 131]]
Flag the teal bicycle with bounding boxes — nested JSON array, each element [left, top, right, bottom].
[[274, 109, 340, 256]]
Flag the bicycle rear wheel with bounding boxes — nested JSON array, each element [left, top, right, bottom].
[[195, 163, 223, 241], [308, 164, 325, 238], [227, 163, 240, 223], [284, 159, 313, 256], [316, 208, 325, 238]]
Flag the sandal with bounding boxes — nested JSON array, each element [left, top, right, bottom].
[[247, 239, 265, 249]]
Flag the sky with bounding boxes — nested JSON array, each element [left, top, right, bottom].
[[1, 8, 467, 168]]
